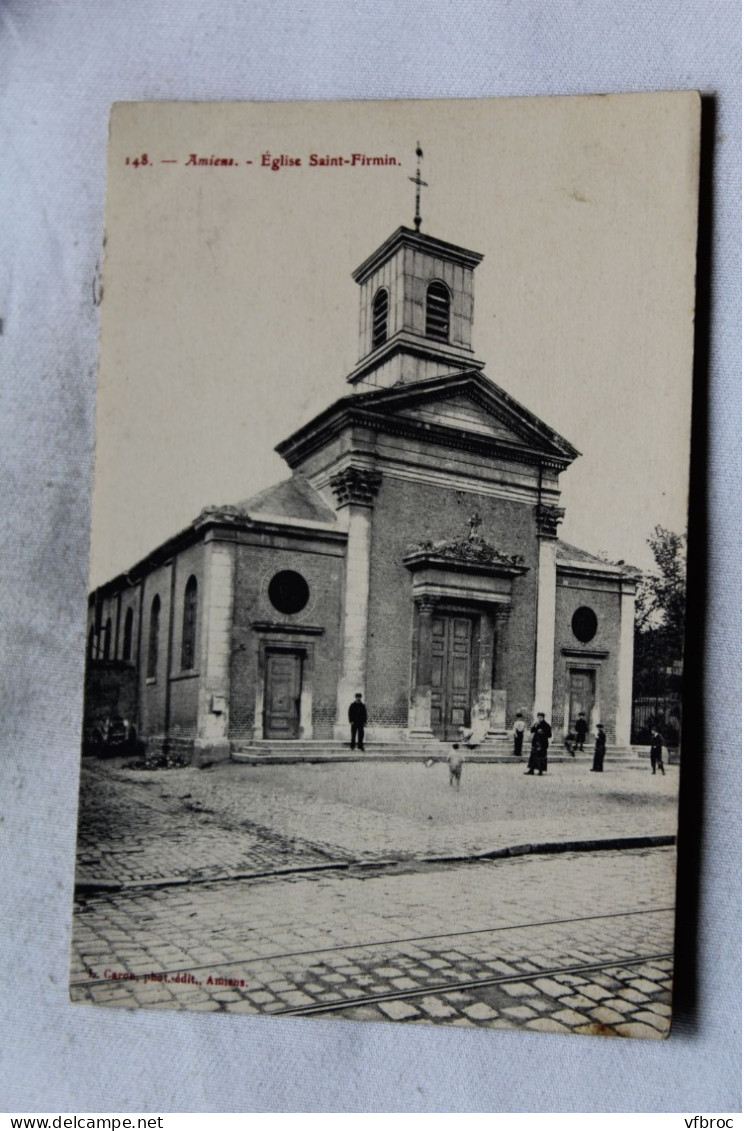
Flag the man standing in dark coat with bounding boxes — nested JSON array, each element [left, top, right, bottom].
[[574, 712, 588, 752], [348, 693, 367, 752], [650, 727, 665, 775], [525, 713, 552, 775], [590, 723, 606, 771]]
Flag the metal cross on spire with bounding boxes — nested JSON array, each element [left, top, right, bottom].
[[409, 142, 427, 232]]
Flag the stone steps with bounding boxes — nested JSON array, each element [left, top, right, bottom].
[[231, 740, 638, 765]]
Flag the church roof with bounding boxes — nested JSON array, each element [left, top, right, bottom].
[[237, 474, 337, 524], [557, 539, 640, 577], [556, 539, 608, 564]]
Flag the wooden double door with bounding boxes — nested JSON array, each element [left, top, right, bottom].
[[430, 613, 475, 740], [264, 650, 303, 739]]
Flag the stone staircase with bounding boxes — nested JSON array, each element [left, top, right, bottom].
[[231, 738, 638, 765]]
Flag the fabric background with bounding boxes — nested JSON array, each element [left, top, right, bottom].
[[0, 0, 739, 1113]]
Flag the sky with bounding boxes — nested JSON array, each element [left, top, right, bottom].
[[89, 94, 700, 587]]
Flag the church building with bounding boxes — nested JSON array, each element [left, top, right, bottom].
[[86, 215, 637, 762]]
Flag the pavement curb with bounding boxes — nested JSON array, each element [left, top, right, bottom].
[[74, 833, 676, 898]]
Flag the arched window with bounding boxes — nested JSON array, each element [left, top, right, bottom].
[[371, 288, 389, 350], [425, 280, 450, 341], [181, 576, 198, 670], [122, 607, 134, 662], [103, 617, 112, 661], [88, 626, 95, 660], [147, 595, 160, 678]]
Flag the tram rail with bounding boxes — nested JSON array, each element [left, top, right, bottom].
[[274, 950, 675, 1017], [71, 904, 675, 991]]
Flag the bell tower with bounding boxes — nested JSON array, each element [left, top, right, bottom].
[[347, 226, 485, 391], [346, 148, 485, 391]]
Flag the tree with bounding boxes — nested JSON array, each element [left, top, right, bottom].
[[634, 526, 687, 654], [632, 527, 687, 745]]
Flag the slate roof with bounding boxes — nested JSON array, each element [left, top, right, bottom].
[[557, 539, 638, 574], [237, 474, 337, 524], [556, 539, 609, 565]]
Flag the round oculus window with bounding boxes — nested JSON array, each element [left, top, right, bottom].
[[268, 570, 310, 615], [571, 606, 598, 644]]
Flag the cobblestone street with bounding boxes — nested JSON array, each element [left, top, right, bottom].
[[76, 755, 678, 885], [71, 756, 679, 1037]]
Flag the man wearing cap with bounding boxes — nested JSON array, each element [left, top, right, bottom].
[[590, 723, 606, 772]]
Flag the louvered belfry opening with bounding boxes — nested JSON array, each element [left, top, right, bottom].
[[371, 287, 388, 349], [425, 280, 450, 341]]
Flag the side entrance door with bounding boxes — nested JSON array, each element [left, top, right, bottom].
[[568, 668, 596, 732], [431, 614, 473, 740], [264, 650, 302, 739]]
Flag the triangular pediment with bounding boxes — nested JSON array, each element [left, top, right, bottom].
[[357, 371, 580, 463], [395, 392, 521, 441], [276, 370, 579, 470]]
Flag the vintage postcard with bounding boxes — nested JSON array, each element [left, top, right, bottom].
[[72, 94, 700, 1036]]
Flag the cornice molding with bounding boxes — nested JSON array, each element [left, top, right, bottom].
[[346, 331, 484, 386], [352, 226, 484, 285], [250, 622, 325, 636], [560, 648, 610, 660]]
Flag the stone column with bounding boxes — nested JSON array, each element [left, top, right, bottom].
[[194, 535, 236, 765], [488, 605, 510, 732], [473, 609, 494, 734], [615, 576, 637, 747], [533, 504, 564, 719], [409, 595, 436, 738], [330, 466, 381, 739]]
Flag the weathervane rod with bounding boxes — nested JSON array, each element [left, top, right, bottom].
[[409, 142, 427, 232]]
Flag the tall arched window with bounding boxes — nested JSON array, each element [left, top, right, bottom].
[[425, 280, 450, 341], [371, 287, 389, 350], [103, 617, 112, 661], [147, 595, 160, 679], [122, 607, 134, 662], [181, 576, 198, 670]]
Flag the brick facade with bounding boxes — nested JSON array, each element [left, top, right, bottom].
[[229, 534, 344, 741], [553, 561, 628, 744], [365, 470, 540, 733]]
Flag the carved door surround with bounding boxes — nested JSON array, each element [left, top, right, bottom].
[[560, 648, 608, 739], [252, 623, 324, 742], [409, 593, 512, 740], [404, 532, 527, 740]]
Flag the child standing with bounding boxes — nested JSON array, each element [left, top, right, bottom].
[[448, 744, 465, 790]]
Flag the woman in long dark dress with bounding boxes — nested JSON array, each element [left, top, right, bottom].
[[590, 723, 606, 771], [525, 713, 552, 775]]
